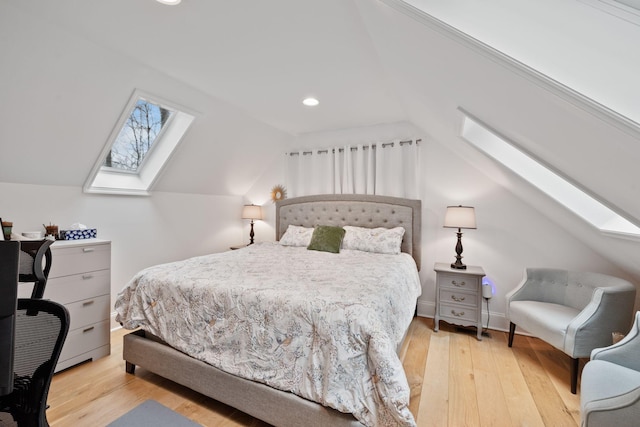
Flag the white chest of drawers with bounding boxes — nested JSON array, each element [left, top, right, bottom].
[[18, 238, 111, 371], [433, 262, 485, 341]]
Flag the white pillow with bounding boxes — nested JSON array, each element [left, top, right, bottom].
[[279, 225, 314, 247], [342, 226, 405, 255]]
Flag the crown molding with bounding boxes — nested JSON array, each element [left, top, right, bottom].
[[380, 0, 640, 140]]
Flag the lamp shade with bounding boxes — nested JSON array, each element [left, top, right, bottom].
[[443, 205, 476, 229], [242, 204, 263, 220]]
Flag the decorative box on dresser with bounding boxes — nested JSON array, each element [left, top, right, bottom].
[[433, 262, 486, 340], [18, 238, 111, 371]]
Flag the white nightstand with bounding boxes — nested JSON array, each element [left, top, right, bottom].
[[434, 262, 486, 340]]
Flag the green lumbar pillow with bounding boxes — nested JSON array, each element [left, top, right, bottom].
[[307, 225, 346, 254]]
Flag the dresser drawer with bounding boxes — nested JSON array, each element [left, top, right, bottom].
[[439, 289, 478, 307], [439, 303, 478, 323], [43, 269, 110, 305], [66, 294, 111, 331], [49, 243, 110, 279], [59, 319, 110, 364], [437, 273, 480, 293]]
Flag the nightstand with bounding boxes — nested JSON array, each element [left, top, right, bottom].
[[434, 262, 486, 340]]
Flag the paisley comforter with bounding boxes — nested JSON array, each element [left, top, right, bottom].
[[115, 242, 421, 426]]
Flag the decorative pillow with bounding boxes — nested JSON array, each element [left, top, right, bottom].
[[279, 225, 314, 247], [307, 225, 346, 254], [342, 226, 405, 255]]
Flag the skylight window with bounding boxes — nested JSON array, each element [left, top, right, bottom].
[[104, 99, 173, 173], [459, 109, 640, 238], [84, 90, 195, 196]]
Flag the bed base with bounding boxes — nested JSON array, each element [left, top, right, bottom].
[[123, 329, 362, 427]]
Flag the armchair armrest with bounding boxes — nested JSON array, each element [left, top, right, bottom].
[[591, 311, 640, 371], [582, 384, 640, 427], [567, 284, 636, 357]]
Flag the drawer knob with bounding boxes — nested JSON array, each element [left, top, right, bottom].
[[451, 280, 466, 287], [82, 274, 93, 280], [451, 310, 465, 317], [451, 295, 465, 302], [83, 248, 95, 253], [83, 326, 95, 333], [82, 300, 95, 306]]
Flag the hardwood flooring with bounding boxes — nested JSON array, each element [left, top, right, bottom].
[[47, 317, 581, 426]]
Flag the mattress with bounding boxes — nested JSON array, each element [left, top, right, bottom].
[[115, 242, 421, 426]]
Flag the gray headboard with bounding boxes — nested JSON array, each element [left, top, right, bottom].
[[276, 194, 422, 270]]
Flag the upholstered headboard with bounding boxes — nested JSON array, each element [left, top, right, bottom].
[[276, 194, 422, 270]]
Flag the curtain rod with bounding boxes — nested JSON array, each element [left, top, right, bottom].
[[287, 138, 421, 156]]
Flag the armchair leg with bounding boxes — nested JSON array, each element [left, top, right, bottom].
[[571, 357, 579, 394], [508, 322, 516, 347]]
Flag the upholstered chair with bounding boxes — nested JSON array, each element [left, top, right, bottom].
[[581, 311, 640, 427], [506, 268, 636, 394]]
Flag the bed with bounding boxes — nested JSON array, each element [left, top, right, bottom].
[[116, 194, 422, 427]]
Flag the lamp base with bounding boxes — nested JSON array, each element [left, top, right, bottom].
[[451, 229, 467, 269], [451, 261, 467, 270], [248, 220, 255, 245]]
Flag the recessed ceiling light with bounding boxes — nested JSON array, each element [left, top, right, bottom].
[[302, 97, 319, 107], [156, 0, 182, 5]]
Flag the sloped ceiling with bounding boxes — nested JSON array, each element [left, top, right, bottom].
[[5, 0, 406, 136], [357, 0, 640, 224], [1, 0, 639, 226], [0, 0, 413, 196]]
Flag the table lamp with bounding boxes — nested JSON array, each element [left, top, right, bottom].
[[242, 204, 263, 245], [443, 205, 476, 269]]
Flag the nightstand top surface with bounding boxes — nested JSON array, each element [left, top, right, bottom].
[[434, 262, 485, 276]]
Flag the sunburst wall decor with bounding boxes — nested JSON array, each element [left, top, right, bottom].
[[270, 185, 287, 202]]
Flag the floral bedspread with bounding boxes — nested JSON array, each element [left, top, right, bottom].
[[115, 243, 421, 426]]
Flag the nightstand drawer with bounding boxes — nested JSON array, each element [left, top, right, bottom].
[[439, 303, 478, 323], [440, 289, 478, 307], [434, 262, 486, 340], [437, 273, 479, 293]]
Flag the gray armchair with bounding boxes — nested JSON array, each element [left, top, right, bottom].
[[581, 311, 640, 426], [506, 268, 636, 394]]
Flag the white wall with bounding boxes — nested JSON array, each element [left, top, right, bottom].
[[419, 140, 627, 329], [0, 1, 291, 196], [251, 122, 632, 332], [0, 182, 244, 327], [356, 0, 640, 279]]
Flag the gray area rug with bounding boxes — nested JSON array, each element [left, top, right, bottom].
[[107, 400, 202, 427]]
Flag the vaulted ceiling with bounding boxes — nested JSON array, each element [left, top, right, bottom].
[[1, 0, 639, 211], [6, 0, 408, 135]]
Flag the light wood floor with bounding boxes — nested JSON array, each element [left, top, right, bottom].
[[47, 317, 581, 426]]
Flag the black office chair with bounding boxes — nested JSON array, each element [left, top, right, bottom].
[[18, 240, 53, 299], [0, 241, 20, 398], [0, 298, 69, 427]]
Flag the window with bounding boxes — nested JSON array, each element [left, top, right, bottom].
[[104, 99, 172, 173], [85, 90, 195, 195], [459, 109, 640, 238]]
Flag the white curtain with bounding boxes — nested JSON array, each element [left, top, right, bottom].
[[286, 139, 420, 198]]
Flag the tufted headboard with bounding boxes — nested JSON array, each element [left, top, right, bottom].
[[276, 194, 422, 270]]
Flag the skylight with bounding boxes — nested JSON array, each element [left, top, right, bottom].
[[459, 110, 640, 238], [84, 90, 195, 196], [104, 99, 173, 173]]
